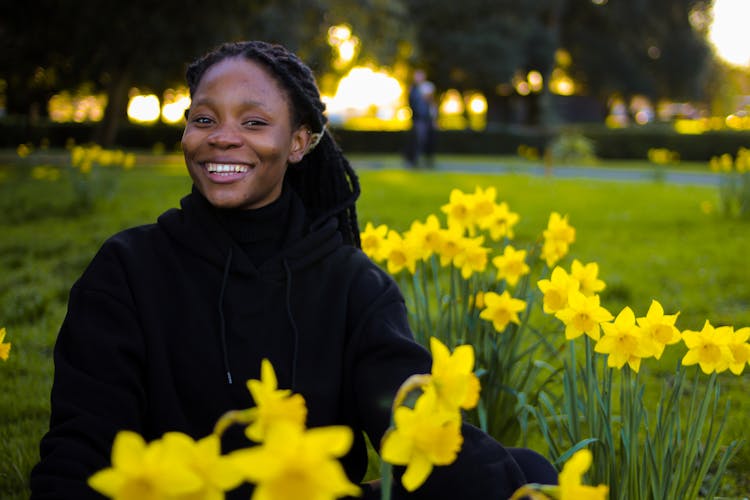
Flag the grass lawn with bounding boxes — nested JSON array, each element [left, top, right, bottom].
[[1, 152, 748, 498]]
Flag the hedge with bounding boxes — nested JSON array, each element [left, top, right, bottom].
[[2, 119, 748, 161]]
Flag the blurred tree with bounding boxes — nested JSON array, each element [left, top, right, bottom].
[[1, 0, 273, 145], [249, 0, 412, 95], [2, 0, 714, 137], [1, 0, 409, 145], [405, 0, 562, 127], [405, 0, 713, 127], [560, 0, 713, 113]]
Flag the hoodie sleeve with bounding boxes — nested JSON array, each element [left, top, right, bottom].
[[347, 261, 528, 499], [30, 243, 147, 499]]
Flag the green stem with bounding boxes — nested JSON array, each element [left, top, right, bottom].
[[430, 254, 442, 339], [412, 265, 430, 345], [420, 258, 433, 340], [380, 461, 392, 500], [449, 265, 458, 347]]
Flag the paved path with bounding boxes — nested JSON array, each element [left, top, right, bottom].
[[350, 157, 720, 186]]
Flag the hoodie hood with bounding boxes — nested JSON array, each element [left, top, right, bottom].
[[156, 185, 345, 386], [157, 186, 344, 279]]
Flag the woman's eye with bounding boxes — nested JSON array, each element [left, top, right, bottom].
[[243, 119, 266, 127], [193, 116, 213, 125]]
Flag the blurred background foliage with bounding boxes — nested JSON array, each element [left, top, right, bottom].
[[2, 0, 747, 150]]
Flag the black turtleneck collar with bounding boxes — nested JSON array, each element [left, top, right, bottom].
[[192, 184, 306, 268]]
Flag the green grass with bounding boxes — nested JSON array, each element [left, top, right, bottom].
[[1, 153, 748, 498]]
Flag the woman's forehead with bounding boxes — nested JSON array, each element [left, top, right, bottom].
[[194, 57, 289, 104]]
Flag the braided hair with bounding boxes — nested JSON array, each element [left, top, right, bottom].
[[185, 41, 361, 247]]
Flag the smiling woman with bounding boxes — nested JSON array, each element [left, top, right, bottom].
[[28, 40, 557, 500], [181, 56, 311, 210], [708, 0, 750, 67]]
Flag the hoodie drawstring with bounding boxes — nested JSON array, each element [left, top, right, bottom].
[[218, 247, 234, 385], [283, 259, 300, 391]]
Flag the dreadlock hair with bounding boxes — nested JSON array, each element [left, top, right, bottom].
[[185, 40, 361, 247]]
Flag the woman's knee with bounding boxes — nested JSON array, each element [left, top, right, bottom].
[[507, 447, 558, 485]]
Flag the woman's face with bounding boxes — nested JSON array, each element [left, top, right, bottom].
[[182, 56, 310, 210]]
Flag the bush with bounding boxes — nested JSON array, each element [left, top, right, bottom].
[[3, 119, 747, 162]]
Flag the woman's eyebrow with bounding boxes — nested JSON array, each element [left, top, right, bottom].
[[191, 97, 270, 111]]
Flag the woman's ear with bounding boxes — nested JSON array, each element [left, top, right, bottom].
[[288, 126, 312, 164]]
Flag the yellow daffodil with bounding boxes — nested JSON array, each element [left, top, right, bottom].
[[508, 449, 608, 500], [720, 153, 733, 172], [485, 201, 520, 240], [555, 291, 613, 341], [709, 156, 721, 173], [0, 327, 11, 361], [636, 300, 681, 359], [17, 143, 32, 158], [473, 291, 486, 310], [380, 389, 463, 492], [230, 421, 361, 500], [159, 433, 244, 500], [123, 153, 137, 169], [436, 226, 465, 267], [71, 145, 86, 166], [98, 150, 115, 166], [440, 188, 474, 232], [469, 186, 497, 225], [537, 266, 580, 314], [88, 431, 206, 500], [453, 235, 490, 279], [492, 245, 530, 287], [383, 230, 419, 275], [405, 214, 443, 260], [244, 359, 307, 442], [595, 307, 657, 372], [569, 260, 606, 296], [541, 212, 575, 266], [215, 359, 307, 443], [429, 337, 480, 411], [558, 449, 609, 500], [360, 222, 389, 262], [479, 291, 527, 333], [681, 320, 734, 374], [540, 238, 569, 267], [727, 326, 750, 375], [544, 212, 576, 246], [31, 166, 61, 181]]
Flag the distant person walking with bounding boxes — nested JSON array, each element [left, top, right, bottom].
[[405, 69, 437, 168]]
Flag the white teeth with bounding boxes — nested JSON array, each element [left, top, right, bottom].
[[206, 163, 250, 174]]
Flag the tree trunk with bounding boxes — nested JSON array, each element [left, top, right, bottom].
[[485, 92, 514, 128], [92, 69, 131, 147]]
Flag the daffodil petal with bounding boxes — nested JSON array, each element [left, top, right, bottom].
[[402, 454, 433, 492], [111, 431, 147, 473], [305, 426, 353, 457], [381, 429, 412, 464], [87, 468, 125, 497]]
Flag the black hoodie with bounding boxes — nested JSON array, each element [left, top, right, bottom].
[[30, 187, 528, 499]]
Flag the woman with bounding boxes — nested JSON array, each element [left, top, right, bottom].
[[30, 41, 555, 499]]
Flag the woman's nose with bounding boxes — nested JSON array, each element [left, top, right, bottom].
[[207, 123, 243, 148]]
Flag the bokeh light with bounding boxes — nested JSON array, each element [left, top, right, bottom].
[[467, 93, 487, 115], [527, 71, 544, 92], [161, 87, 191, 124], [328, 24, 360, 69], [708, 0, 750, 67], [127, 93, 160, 124], [323, 66, 403, 125], [48, 91, 106, 122]]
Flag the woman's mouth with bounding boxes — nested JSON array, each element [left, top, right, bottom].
[[202, 162, 253, 183], [205, 162, 250, 175]]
